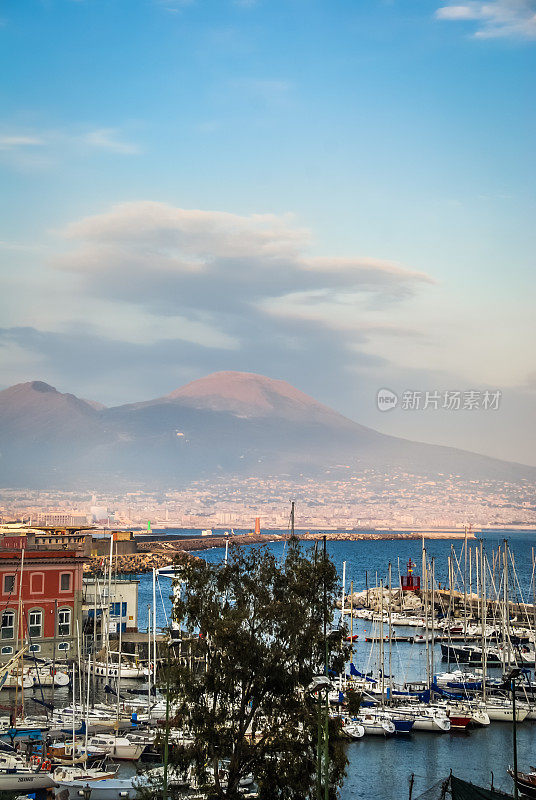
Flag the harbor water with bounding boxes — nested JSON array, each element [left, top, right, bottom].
[[8, 531, 525, 797], [134, 528, 536, 799]]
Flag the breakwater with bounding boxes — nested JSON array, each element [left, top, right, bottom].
[[83, 529, 474, 574]]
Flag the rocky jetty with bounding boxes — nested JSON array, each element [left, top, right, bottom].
[[83, 529, 473, 574]]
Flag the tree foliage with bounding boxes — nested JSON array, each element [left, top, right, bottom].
[[164, 538, 348, 800]]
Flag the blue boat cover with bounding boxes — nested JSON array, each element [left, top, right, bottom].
[[349, 664, 377, 683], [431, 682, 467, 700]]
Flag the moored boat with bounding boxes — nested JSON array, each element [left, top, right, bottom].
[[507, 768, 536, 799], [353, 712, 395, 736], [86, 734, 146, 761]]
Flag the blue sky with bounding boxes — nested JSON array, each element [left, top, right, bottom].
[[0, 0, 535, 464]]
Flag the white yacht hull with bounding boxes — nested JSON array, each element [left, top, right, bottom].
[[0, 771, 56, 791], [54, 777, 139, 800], [485, 705, 528, 722]]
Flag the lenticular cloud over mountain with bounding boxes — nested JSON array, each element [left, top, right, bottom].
[[55, 202, 433, 319]]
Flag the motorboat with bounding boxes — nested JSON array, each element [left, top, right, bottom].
[[393, 705, 451, 732], [84, 661, 148, 680], [86, 734, 146, 761]]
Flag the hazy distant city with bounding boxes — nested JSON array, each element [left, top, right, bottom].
[[2, 467, 535, 531]]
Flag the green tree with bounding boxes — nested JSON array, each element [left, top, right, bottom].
[[161, 538, 348, 800]]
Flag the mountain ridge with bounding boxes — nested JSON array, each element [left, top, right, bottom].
[[0, 373, 534, 489]]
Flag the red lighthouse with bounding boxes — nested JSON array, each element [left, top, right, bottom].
[[401, 558, 420, 592]]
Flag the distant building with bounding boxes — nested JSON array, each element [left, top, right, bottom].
[[90, 506, 109, 523], [30, 513, 88, 527], [0, 531, 85, 662]]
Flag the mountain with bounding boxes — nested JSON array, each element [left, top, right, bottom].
[[0, 381, 101, 436], [0, 372, 534, 489], [165, 371, 354, 424], [0, 381, 110, 487]]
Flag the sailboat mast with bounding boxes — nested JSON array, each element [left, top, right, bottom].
[[469, 546, 472, 616], [422, 543, 430, 689], [448, 551, 453, 622], [106, 535, 113, 688], [85, 652, 90, 758], [379, 579, 384, 708], [532, 548, 536, 643], [340, 562, 346, 697], [341, 562, 346, 623], [16, 547, 25, 723], [503, 541, 511, 670], [152, 568, 157, 684], [92, 574, 98, 702], [430, 558, 435, 683], [350, 580, 354, 665], [116, 615, 122, 728], [388, 563, 392, 705], [72, 663, 76, 766], [464, 526, 468, 639], [480, 541, 486, 703], [147, 606, 152, 718]]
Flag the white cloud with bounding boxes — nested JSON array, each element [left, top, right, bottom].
[[0, 126, 141, 168], [80, 128, 141, 155], [230, 78, 293, 107], [435, 0, 536, 38], [154, 0, 195, 12], [0, 135, 45, 150], [56, 201, 431, 300], [437, 4, 478, 19], [51, 201, 433, 357]]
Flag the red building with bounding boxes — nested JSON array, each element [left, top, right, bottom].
[[0, 533, 85, 662]]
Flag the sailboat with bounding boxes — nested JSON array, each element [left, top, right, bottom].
[[508, 767, 536, 799], [0, 752, 56, 792]]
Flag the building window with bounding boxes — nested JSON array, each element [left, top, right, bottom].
[[1, 610, 15, 640], [30, 573, 44, 595], [57, 642, 70, 651], [58, 607, 71, 636], [28, 609, 43, 639], [60, 573, 72, 592], [1, 646, 13, 655], [3, 575, 15, 594], [29, 644, 41, 653]]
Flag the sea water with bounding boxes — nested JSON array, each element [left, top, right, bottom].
[[136, 529, 536, 799]]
